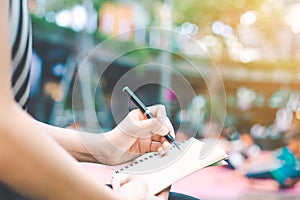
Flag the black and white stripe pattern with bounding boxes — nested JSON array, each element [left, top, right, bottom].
[[9, 0, 32, 109]]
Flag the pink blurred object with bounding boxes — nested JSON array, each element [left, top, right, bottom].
[[164, 89, 176, 102], [80, 163, 300, 199]]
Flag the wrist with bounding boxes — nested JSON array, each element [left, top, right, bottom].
[[102, 128, 138, 165]]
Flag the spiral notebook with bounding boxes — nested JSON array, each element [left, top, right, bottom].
[[113, 137, 228, 194]]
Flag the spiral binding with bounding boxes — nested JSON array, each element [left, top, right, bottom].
[[115, 140, 187, 174]]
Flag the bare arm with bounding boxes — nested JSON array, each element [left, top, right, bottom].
[[0, 104, 119, 199], [0, 2, 116, 199]]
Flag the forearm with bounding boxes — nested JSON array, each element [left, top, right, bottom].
[[41, 107, 174, 165], [35, 121, 106, 163], [39, 122, 137, 165], [0, 104, 117, 199]]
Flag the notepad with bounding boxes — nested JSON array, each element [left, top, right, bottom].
[[113, 137, 228, 194]]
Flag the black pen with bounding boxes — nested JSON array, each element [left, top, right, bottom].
[[123, 86, 180, 150]]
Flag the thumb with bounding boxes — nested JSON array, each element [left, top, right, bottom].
[[111, 173, 130, 191], [111, 177, 121, 191]]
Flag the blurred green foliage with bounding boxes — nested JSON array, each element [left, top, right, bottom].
[[38, 0, 293, 64], [173, 0, 287, 48], [43, 0, 282, 42], [44, 0, 107, 11], [173, 0, 265, 28], [44, 0, 265, 29]]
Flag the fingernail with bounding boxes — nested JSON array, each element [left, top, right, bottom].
[[163, 141, 170, 150], [158, 147, 166, 155]]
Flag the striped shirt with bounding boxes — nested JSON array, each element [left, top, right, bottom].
[[9, 0, 32, 109]]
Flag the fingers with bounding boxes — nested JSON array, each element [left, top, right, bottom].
[[111, 173, 131, 191], [148, 105, 167, 120], [113, 175, 160, 200], [128, 104, 174, 137], [119, 175, 131, 185], [149, 105, 175, 137], [157, 141, 170, 155], [122, 104, 175, 155], [111, 176, 121, 191], [151, 141, 170, 155], [149, 118, 170, 136]]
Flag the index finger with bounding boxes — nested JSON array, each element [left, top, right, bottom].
[[148, 105, 175, 137], [148, 105, 167, 120]]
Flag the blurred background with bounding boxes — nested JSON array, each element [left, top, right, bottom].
[[27, 0, 300, 151]]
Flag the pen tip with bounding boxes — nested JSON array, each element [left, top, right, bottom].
[[174, 142, 181, 151]]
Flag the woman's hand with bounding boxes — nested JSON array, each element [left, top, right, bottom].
[[103, 104, 175, 164], [112, 175, 168, 200]]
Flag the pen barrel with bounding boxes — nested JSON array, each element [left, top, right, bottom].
[[130, 96, 148, 112], [145, 111, 154, 119], [164, 133, 175, 143]]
